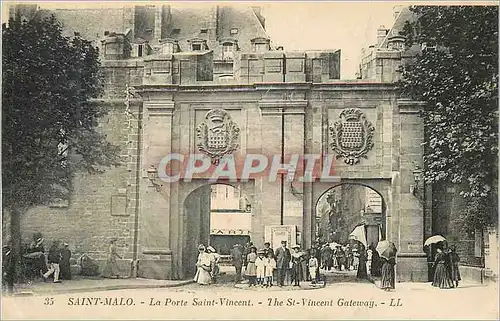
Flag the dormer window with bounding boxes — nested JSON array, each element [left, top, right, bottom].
[[159, 39, 180, 54], [200, 28, 208, 34], [230, 28, 238, 35], [172, 28, 180, 35], [163, 43, 173, 54], [188, 38, 208, 52], [251, 37, 270, 52], [222, 42, 234, 60]]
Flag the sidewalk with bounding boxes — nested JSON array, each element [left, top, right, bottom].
[[6, 275, 194, 296]]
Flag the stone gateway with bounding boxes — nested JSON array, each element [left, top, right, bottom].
[[11, 3, 432, 283]]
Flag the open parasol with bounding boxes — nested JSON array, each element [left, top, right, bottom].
[[376, 240, 397, 260], [329, 242, 342, 249], [424, 235, 446, 247]]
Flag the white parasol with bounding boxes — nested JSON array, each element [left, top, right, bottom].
[[424, 235, 446, 247]]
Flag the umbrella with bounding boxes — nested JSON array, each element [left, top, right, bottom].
[[424, 235, 446, 247], [376, 240, 397, 260]]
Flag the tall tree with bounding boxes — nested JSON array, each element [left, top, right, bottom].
[[2, 15, 120, 290], [399, 6, 498, 232]]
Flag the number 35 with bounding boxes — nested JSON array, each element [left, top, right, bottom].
[[44, 297, 54, 305]]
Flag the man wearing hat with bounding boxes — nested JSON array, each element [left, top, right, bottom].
[[43, 240, 62, 283], [274, 240, 291, 286], [230, 244, 243, 283]]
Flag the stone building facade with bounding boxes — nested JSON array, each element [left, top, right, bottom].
[[359, 6, 499, 283], [10, 4, 430, 282]]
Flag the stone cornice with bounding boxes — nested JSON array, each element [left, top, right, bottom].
[[397, 98, 426, 114], [254, 82, 311, 91], [259, 99, 307, 115], [145, 101, 175, 116], [312, 82, 397, 91]]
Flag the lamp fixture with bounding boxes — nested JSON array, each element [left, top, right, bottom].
[[410, 164, 424, 202], [147, 165, 162, 192]]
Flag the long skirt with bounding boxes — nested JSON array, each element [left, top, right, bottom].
[[194, 267, 212, 285], [381, 262, 395, 289], [432, 263, 454, 289], [356, 260, 368, 279], [102, 257, 120, 278], [246, 262, 257, 276], [450, 263, 461, 282]]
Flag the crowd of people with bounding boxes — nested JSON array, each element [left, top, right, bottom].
[[192, 239, 397, 290]]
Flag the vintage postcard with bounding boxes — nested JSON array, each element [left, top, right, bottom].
[[1, 1, 499, 320]]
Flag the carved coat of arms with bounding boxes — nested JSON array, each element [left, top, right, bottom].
[[329, 109, 375, 165], [196, 108, 240, 164]]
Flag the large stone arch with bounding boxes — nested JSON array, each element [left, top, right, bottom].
[[172, 179, 255, 279]]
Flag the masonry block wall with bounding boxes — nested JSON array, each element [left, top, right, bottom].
[[20, 102, 136, 268], [19, 62, 144, 276]]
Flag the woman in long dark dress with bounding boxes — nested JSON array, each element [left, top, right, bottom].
[[380, 257, 396, 291], [432, 247, 454, 289], [59, 243, 72, 280], [356, 248, 368, 279], [370, 245, 381, 277], [449, 245, 461, 288], [291, 246, 302, 286]]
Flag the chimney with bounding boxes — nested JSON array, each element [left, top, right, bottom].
[[252, 6, 266, 29], [123, 6, 135, 40], [208, 6, 219, 42], [154, 5, 163, 41], [377, 25, 388, 46], [393, 5, 403, 21]]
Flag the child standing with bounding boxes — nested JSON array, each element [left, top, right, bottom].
[[265, 251, 276, 287], [245, 247, 258, 286], [255, 250, 266, 286], [308, 254, 319, 284]]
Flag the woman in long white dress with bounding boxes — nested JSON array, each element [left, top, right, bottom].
[[193, 245, 212, 285]]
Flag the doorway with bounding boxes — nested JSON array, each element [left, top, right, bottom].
[[314, 183, 386, 281], [182, 183, 252, 278]]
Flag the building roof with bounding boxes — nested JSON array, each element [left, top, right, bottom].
[[35, 8, 125, 44], [379, 6, 416, 48], [29, 4, 270, 58], [166, 5, 269, 57]]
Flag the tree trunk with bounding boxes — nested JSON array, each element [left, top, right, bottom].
[[7, 207, 22, 293]]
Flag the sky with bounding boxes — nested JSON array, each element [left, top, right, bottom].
[[2, 1, 403, 79], [261, 2, 399, 78]]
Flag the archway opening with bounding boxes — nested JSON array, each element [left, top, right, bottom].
[[314, 184, 386, 280], [182, 183, 252, 279], [209, 184, 252, 256]]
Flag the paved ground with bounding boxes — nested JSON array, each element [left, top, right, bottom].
[[3, 266, 498, 320], [5, 275, 193, 295]]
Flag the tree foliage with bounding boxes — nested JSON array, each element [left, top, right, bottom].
[[2, 15, 121, 211], [399, 6, 498, 231]]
